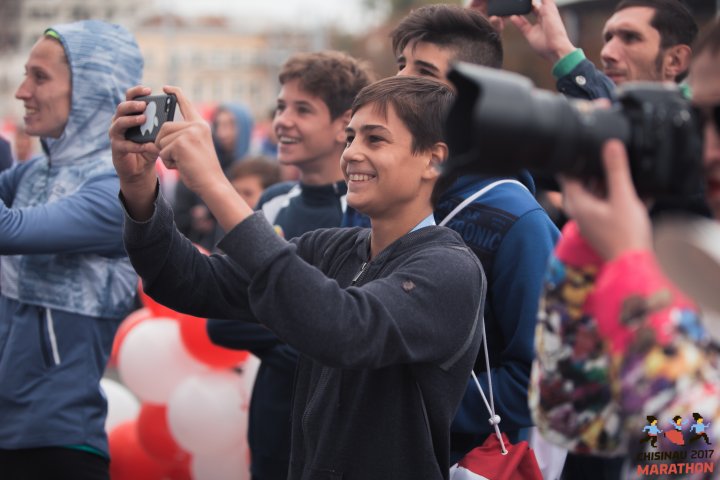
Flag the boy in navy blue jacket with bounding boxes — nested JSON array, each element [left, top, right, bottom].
[[206, 51, 374, 479]]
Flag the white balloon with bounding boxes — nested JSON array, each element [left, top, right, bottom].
[[117, 318, 208, 403], [167, 370, 249, 456], [191, 447, 251, 480], [101, 377, 140, 433]]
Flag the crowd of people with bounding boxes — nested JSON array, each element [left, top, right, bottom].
[[0, 1, 719, 479]]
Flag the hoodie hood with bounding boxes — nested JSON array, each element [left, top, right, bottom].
[[42, 20, 143, 166], [212, 103, 254, 170]]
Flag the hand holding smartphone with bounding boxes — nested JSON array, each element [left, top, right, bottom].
[[124, 93, 178, 143], [487, 0, 533, 17]]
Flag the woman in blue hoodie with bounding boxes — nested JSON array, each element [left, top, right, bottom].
[[0, 21, 142, 479]]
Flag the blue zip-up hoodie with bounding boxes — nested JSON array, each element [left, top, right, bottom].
[[0, 20, 142, 456], [433, 173, 560, 460]]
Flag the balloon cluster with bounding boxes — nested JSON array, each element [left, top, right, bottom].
[[104, 270, 257, 480]]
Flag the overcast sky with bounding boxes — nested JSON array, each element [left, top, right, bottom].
[[166, 0, 385, 33]]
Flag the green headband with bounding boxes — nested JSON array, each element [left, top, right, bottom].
[[44, 29, 61, 40]]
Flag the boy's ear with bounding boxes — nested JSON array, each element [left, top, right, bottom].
[[334, 109, 353, 143], [662, 44, 691, 81], [423, 142, 448, 180]]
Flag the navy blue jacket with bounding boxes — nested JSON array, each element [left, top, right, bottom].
[[434, 173, 559, 460]]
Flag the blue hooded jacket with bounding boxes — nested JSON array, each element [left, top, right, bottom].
[[0, 20, 142, 457], [434, 173, 560, 459]]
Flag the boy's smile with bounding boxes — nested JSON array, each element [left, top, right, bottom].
[[272, 78, 347, 172], [342, 103, 436, 221]]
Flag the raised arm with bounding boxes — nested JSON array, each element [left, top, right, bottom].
[[0, 165, 126, 255], [510, 0, 616, 100], [110, 85, 165, 221], [509, 0, 576, 64]]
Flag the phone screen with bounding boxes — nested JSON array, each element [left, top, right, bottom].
[[487, 0, 532, 17]]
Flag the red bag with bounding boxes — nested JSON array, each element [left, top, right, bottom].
[[450, 432, 543, 480]]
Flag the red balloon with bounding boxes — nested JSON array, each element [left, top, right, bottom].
[[137, 404, 190, 464], [135, 244, 248, 369], [164, 455, 192, 480], [109, 308, 154, 367], [177, 314, 250, 369], [109, 420, 170, 480]]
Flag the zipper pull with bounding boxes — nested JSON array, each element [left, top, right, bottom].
[[352, 262, 368, 284]]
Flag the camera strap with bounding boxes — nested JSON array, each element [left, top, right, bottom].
[[438, 179, 528, 226]]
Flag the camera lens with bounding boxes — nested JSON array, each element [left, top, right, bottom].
[[444, 62, 703, 199]]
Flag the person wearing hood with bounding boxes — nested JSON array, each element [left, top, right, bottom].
[[173, 103, 254, 251], [0, 20, 141, 479]]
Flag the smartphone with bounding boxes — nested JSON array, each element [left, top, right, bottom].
[[124, 94, 178, 143], [487, 0, 532, 16]]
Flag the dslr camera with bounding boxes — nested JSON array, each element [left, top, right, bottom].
[[444, 62, 703, 198]]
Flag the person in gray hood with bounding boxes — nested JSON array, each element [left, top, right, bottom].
[[0, 20, 141, 479]]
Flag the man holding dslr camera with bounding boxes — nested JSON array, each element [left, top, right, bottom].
[[530, 18, 720, 478]]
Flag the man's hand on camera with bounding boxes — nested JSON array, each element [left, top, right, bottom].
[[110, 85, 162, 221], [560, 140, 653, 261], [509, 0, 576, 64]]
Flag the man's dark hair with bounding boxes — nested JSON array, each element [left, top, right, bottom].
[[615, 0, 698, 50], [279, 51, 376, 120], [351, 76, 454, 156], [693, 18, 720, 58], [390, 4, 503, 69]]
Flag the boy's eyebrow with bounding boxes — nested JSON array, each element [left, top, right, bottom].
[[346, 124, 392, 136], [413, 59, 441, 74], [395, 55, 441, 75]]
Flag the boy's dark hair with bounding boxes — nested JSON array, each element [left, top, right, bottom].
[[390, 4, 503, 69], [673, 415, 682, 423], [693, 18, 720, 58], [228, 156, 281, 189], [614, 0, 698, 51], [351, 76, 454, 156], [692, 412, 703, 421], [279, 51, 376, 120], [647, 415, 658, 423]]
